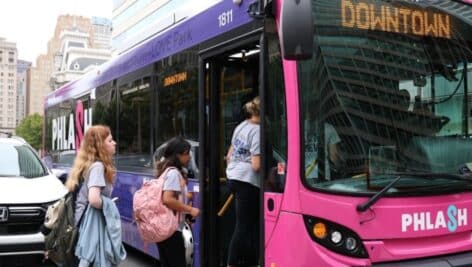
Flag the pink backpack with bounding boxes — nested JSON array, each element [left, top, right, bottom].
[[133, 167, 180, 243]]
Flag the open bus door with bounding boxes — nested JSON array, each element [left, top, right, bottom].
[[199, 37, 262, 267]]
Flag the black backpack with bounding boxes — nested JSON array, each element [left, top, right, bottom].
[[43, 183, 82, 265]]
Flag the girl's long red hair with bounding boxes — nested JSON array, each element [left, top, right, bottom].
[[65, 125, 115, 192]]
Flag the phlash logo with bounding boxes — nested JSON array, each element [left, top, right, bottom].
[[401, 205, 467, 232], [51, 101, 92, 151]]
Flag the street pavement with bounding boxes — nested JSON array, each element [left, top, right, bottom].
[[0, 245, 159, 267], [120, 244, 159, 266]]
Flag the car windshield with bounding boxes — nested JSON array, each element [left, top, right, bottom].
[[300, 0, 472, 194], [57, 152, 75, 166], [0, 143, 47, 178]]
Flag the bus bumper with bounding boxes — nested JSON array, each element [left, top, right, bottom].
[[374, 251, 472, 266]]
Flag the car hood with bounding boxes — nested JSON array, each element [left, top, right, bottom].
[[0, 174, 67, 204]]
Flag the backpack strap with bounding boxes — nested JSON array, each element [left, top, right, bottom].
[[73, 166, 92, 227], [73, 182, 86, 226], [160, 167, 185, 221], [159, 166, 177, 180]]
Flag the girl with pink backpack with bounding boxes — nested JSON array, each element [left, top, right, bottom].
[[154, 137, 200, 267]]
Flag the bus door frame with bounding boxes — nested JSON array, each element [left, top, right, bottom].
[[198, 32, 265, 267]]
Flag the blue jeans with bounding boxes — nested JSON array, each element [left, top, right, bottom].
[[227, 180, 260, 266]]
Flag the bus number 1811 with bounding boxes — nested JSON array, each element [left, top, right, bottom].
[[218, 9, 233, 28]]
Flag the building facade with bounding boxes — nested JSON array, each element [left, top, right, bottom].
[[28, 15, 112, 115], [16, 60, 31, 126], [50, 28, 111, 89], [0, 38, 18, 133], [91, 16, 113, 50], [111, 0, 218, 54]]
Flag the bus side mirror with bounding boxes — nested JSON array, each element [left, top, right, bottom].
[[279, 0, 314, 60]]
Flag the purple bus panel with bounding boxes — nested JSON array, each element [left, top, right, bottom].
[[45, 0, 254, 108]]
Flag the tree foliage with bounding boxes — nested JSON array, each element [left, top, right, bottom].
[[16, 113, 43, 150]]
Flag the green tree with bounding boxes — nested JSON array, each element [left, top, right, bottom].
[[16, 113, 43, 150]]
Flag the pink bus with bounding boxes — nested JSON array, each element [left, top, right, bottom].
[[266, 0, 472, 266], [43, 0, 472, 266]]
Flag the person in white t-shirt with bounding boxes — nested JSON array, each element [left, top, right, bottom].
[[225, 96, 261, 267]]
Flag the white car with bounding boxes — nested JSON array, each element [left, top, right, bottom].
[[0, 135, 67, 256]]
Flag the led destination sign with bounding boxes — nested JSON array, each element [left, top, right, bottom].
[[341, 0, 451, 39], [164, 72, 188, 87]]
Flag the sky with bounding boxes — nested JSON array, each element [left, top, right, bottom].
[[0, 0, 112, 65]]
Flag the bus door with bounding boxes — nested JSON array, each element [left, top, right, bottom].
[[199, 39, 261, 266]]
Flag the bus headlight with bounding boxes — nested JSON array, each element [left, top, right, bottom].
[[303, 215, 368, 258], [345, 237, 357, 251], [330, 231, 342, 244]]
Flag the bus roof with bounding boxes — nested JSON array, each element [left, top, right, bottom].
[[45, 0, 254, 108]]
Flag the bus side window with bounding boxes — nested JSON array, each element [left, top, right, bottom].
[[116, 69, 152, 170]]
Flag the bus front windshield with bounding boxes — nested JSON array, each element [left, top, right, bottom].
[[300, 0, 472, 195]]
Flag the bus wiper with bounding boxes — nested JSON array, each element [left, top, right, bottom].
[[356, 172, 472, 212]]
